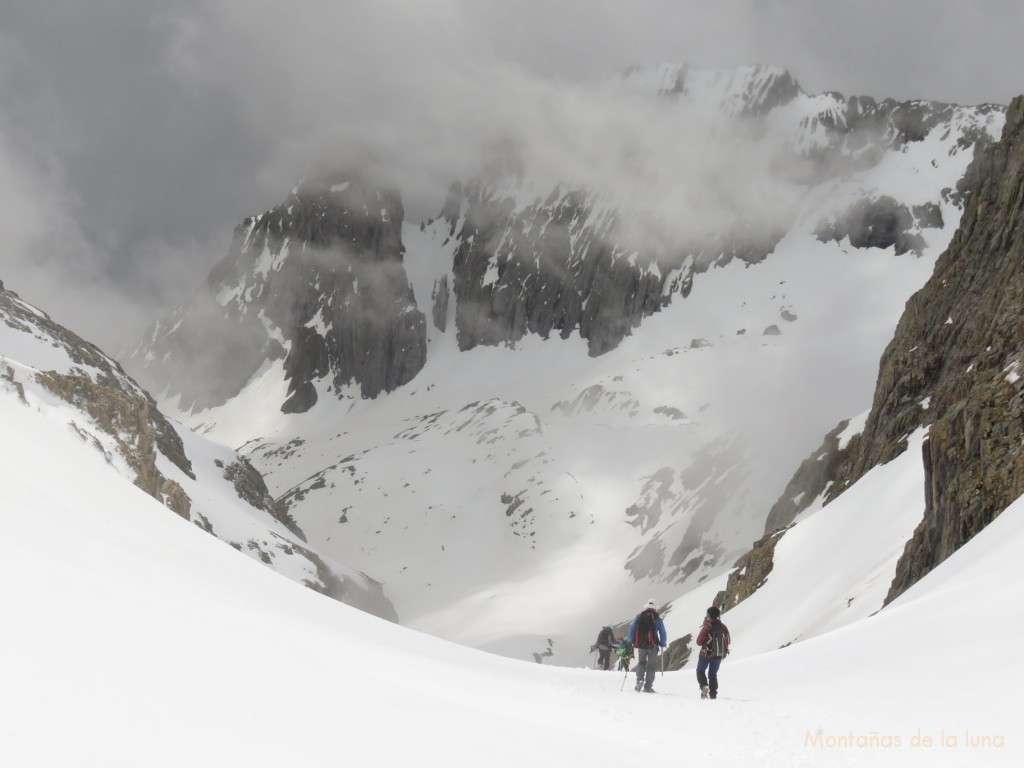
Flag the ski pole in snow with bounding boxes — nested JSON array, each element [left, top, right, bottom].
[[660, 648, 665, 677], [620, 666, 630, 691]]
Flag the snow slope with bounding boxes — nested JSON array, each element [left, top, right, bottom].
[[1, 286, 394, 619], [2, 375, 1020, 767]]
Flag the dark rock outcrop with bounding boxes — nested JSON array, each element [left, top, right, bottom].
[[36, 370, 194, 519], [879, 97, 1024, 601], [815, 196, 930, 255], [2, 282, 195, 516], [126, 174, 427, 413], [768, 96, 1024, 604], [662, 633, 694, 672], [448, 183, 782, 357], [714, 528, 789, 612], [431, 275, 449, 332], [219, 458, 305, 540], [763, 420, 852, 534]]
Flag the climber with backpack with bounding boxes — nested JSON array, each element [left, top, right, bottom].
[[695, 605, 731, 700], [615, 637, 634, 672], [628, 599, 667, 692], [590, 624, 617, 670]]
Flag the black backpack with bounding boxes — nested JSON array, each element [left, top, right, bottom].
[[706, 621, 728, 658], [636, 609, 658, 648]]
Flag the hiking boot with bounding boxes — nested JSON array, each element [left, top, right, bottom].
[[643, 686, 655, 693], [635, 681, 643, 692], [709, 693, 717, 700], [700, 686, 709, 699]]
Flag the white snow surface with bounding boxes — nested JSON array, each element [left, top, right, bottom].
[[3, 371, 1022, 766]]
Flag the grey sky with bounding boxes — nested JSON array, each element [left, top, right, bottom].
[[1, 0, 1022, 351]]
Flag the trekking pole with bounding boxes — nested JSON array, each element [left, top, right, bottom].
[[620, 666, 630, 691], [660, 649, 665, 678]]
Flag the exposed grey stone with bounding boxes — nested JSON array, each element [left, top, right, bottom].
[[449, 182, 782, 358], [777, 97, 1024, 604], [439, 181, 463, 237], [763, 420, 852, 534], [653, 405, 686, 420], [815, 196, 924, 255], [714, 527, 789, 612], [221, 458, 306, 541], [662, 633, 694, 672], [125, 174, 427, 413], [1, 284, 194, 483], [432, 275, 449, 332], [912, 202, 944, 229]]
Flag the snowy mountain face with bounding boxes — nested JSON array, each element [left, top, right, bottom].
[[432, 65, 1001, 359], [1, 281, 396, 621], [122, 64, 1006, 665], [125, 175, 426, 414]]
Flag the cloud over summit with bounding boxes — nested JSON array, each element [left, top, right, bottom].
[[1, 0, 1021, 349]]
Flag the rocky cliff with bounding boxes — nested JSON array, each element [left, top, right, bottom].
[[0, 282, 194, 502], [126, 175, 427, 413], [735, 95, 1024, 609], [861, 96, 1024, 602]]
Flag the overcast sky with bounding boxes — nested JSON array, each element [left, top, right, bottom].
[[2, 0, 1022, 351]]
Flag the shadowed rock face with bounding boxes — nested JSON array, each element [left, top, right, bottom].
[[761, 96, 1024, 604], [875, 96, 1024, 602], [815, 196, 932, 256], [126, 175, 427, 413], [447, 182, 782, 358]]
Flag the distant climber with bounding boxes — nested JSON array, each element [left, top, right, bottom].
[[590, 624, 616, 670], [615, 637, 634, 672], [695, 605, 731, 700], [629, 599, 667, 692]]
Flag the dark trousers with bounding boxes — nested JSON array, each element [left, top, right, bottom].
[[597, 648, 611, 670], [696, 655, 722, 697]]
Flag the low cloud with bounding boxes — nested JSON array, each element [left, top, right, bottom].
[[2, 0, 1022, 351]]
